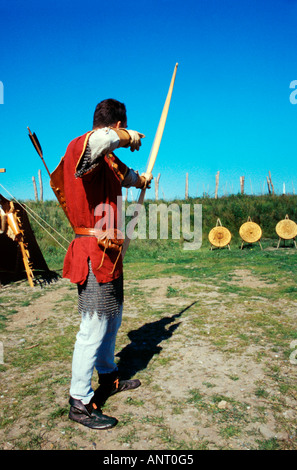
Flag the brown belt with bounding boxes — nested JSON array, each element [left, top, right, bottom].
[[74, 227, 101, 237], [74, 227, 123, 275]]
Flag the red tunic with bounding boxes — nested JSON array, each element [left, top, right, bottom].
[[62, 131, 128, 285]]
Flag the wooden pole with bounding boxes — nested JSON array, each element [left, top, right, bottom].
[[38, 169, 43, 202], [185, 172, 189, 200], [240, 176, 245, 195], [224, 181, 228, 196], [269, 171, 274, 195], [266, 176, 271, 194], [154, 173, 161, 200], [215, 171, 220, 199], [32, 176, 38, 201]]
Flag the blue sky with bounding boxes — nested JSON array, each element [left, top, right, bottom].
[[0, 0, 297, 201]]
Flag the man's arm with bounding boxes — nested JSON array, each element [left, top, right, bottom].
[[88, 127, 144, 161], [88, 127, 123, 161], [75, 127, 144, 178]]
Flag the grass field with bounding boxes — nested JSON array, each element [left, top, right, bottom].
[[0, 196, 297, 450]]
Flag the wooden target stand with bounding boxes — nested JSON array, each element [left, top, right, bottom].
[[208, 218, 232, 250], [239, 216, 262, 250], [276, 215, 297, 249]]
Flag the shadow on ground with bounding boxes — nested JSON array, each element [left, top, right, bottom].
[[116, 301, 197, 380]]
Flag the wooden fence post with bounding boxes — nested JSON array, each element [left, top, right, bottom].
[[154, 173, 161, 200], [269, 171, 274, 195], [240, 176, 245, 194], [38, 169, 43, 202], [215, 171, 220, 199], [266, 176, 271, 194], [185, 172, 189, 200], [32, 176, 38, 201]]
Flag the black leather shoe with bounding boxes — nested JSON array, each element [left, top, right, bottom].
[[93, 371, 141, 407], [68, 397, 118, 430], [110, 378, 141, 396]]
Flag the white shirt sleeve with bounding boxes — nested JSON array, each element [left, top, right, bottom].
[[88, 127, 120, 161]]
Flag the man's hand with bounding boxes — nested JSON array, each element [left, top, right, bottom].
[[140, 173, 153, 189], [141, 172, 153, 188], [126, 130, 145, 152], [135, 172, 153, 189]]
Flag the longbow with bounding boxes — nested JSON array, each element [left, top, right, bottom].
[[122, 63, 178, 259]]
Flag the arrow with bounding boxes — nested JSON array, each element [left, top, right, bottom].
[[27, 127, 51, 177]]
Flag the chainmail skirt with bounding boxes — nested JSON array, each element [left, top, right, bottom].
[[77, 260, 123, 319]]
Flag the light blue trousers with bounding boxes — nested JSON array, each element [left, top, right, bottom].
[[70, 306, 123, 404]]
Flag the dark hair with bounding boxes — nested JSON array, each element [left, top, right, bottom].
[[93, 99, 127, 129]]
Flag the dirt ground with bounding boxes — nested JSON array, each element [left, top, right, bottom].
[[0, 267, 297, 451]]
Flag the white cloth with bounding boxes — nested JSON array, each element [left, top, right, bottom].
[[88, 127, 120, 161], [80, 127, 140, 188]]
